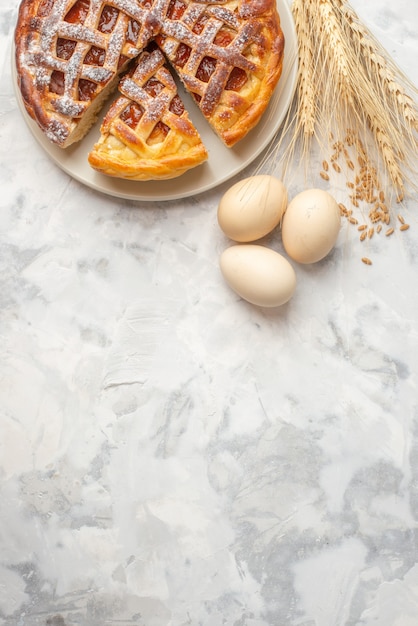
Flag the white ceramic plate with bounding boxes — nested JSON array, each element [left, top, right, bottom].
[[13, 0, 297, 202]]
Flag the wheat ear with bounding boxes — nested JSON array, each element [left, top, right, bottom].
[[292, 0, 318, 148], [333, 0, 418, 136]]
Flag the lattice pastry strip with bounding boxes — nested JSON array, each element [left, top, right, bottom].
[[87, 46, 208, 179], [174, 24, 258, 113], [158, 3, 261, 112]]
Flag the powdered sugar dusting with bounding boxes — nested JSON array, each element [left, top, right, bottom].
[[16, 0, 274, 143], [118, 49, 176, 130], [53, 94, 86, 116]]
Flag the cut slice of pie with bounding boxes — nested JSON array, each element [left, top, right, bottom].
[[87, 45, 208, 180], [157, 0, 285, 147]]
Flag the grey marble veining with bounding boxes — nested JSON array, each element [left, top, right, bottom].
[[1, 1, 418, 624]]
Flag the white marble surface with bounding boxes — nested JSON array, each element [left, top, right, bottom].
[[1, 1, 418, 625]]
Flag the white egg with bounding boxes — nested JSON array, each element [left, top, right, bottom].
[[281, 188, 341, 264], [220, 244, 296, 307], [217, 175, 288, 242]]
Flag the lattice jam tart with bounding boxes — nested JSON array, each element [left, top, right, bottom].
[[15, 0, 285, 180]]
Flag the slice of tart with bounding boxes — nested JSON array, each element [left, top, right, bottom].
[[87, 45, 208, 180], [157, 0, 285, 147]]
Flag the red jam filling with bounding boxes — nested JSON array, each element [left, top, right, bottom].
[[78, 79, 97, 100], [214, 30, 234, 47], [226, 67, 247, 91], [98, 5, 119, 33], [56, 38, 77, 60], [120, 103, 144, 128], [144, 77, 164, 97], [167, 0, 186, 20], [169, 95, 184, 116], [148, 121, 169, 142], [84, 46, 106, 66], [64, 0, 90, 23], [196, 57, 216, 83], [174, 43, 191, 68], [126, 19, 141, 45], [192, 15, 208, 34], [50, 70, 65, 95]]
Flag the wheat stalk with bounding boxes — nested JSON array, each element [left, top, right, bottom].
[[262, 0, 417, 201], [368, 121, 405, 200], [282, 0, 318, 166], [333, 0, 418, 136], [293, 0, 316, 136], [310, 0, 354, 104], [329, 0, 415, 194]]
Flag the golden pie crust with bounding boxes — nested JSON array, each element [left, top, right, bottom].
[[87, 45, 209, 179], [14, 0, 285, 180]]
